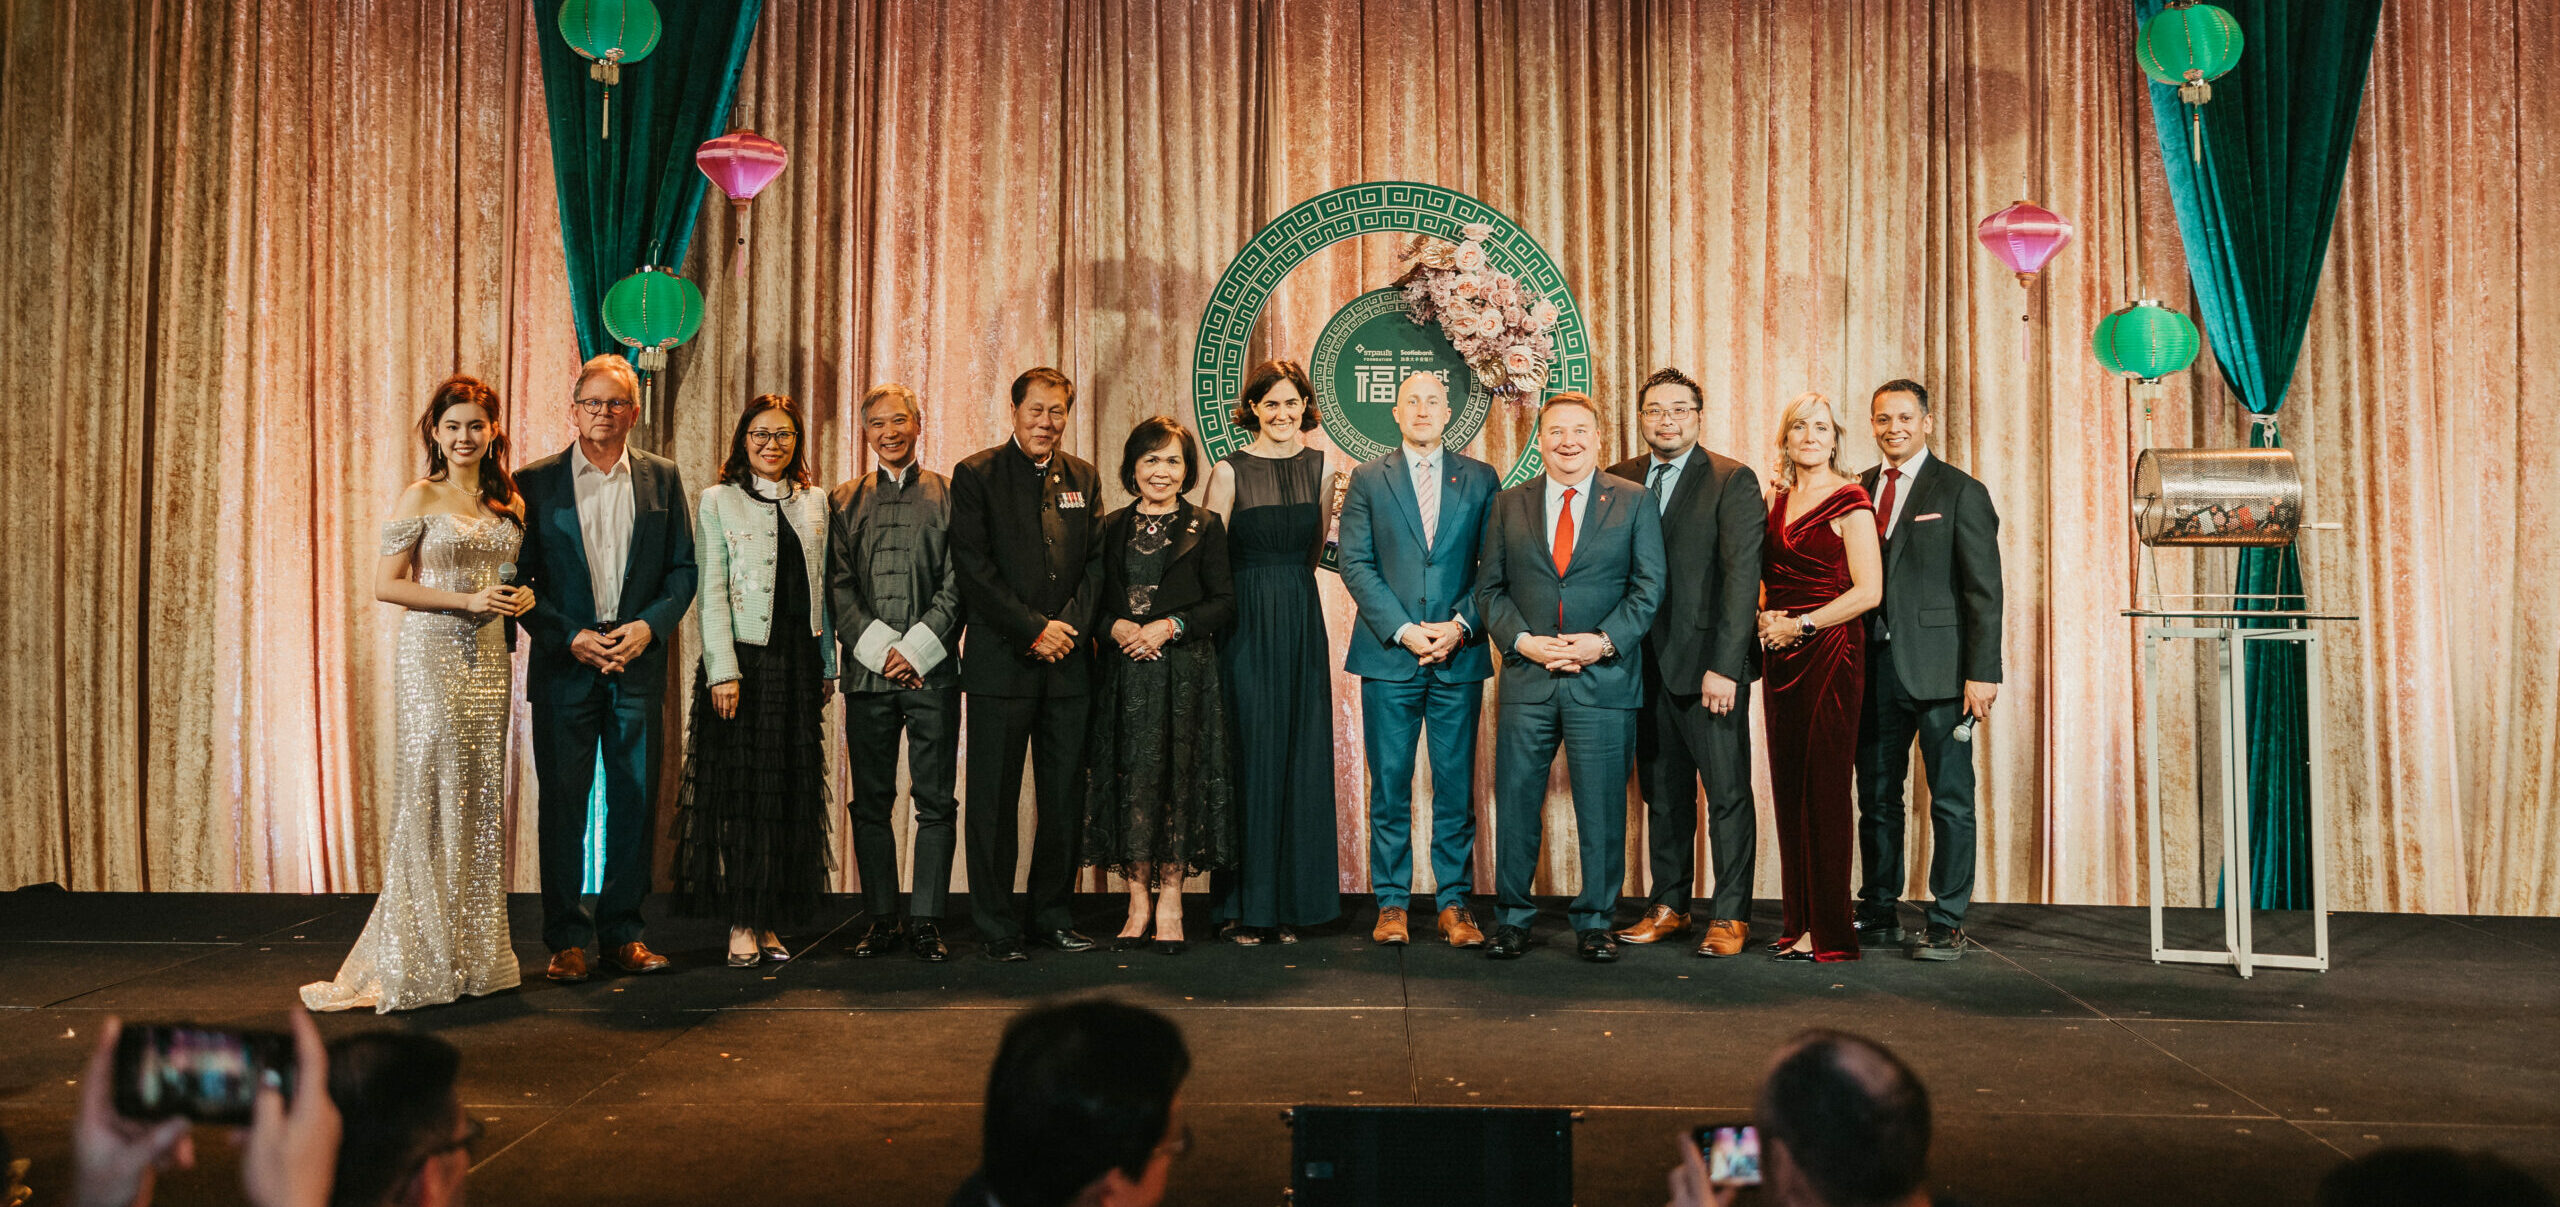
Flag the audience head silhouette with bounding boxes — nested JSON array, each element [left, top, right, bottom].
[[972, 999, 1190, 1207], [328, 1031, 472, 1207], [1758, 1030, 1932, 1207]]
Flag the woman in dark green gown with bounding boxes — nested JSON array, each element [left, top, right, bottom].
[[1204, 360, 1341, 942]]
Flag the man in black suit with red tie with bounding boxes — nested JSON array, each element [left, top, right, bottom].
[[950, 367, 1104, 962], [1854, 379, 2003, 961], [1607, 367, 1766, 958]]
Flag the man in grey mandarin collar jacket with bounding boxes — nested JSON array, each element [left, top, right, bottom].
[[1475, 393, 1664, 965], [828, 384, 965, 962]]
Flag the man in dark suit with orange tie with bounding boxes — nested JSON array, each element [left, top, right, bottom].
[[1477, 392, 1665, 963], [1854, 379, 2003, 961]]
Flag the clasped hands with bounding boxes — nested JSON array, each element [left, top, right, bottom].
[[1516, 632, 1610, 675], [1398, 620, 1468, 665], [462, 584, 534, 620], [1110, 617, 1181, 661], [569, 620, 655, 675], [1757, 609, 1807, 651], [1029, 619, 1080, 663]]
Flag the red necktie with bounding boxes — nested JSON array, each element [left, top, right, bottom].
[[1553, 487, 1577, 629], [1878, 466, 1903, 537]]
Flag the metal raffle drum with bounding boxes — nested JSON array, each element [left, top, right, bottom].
[[2126, 443, 2344, 979], [2132, 447, 2304, 548]]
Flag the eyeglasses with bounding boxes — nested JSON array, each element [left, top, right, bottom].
[[408, 1116, 485, 1173], [746, 430, 799, 447], [571, 397, 636, 415], [1640, 403, 1701, 420]]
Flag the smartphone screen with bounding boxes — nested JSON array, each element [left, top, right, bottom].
[[1694, 1123, 1763, 1187], [112, 1025, 295, 1125]]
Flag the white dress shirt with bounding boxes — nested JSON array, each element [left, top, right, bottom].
[[1643, 446, 1695, 514], [571, 445, 635, 623], [1875, 445, 1929, 539]]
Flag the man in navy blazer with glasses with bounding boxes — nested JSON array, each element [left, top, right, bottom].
[[514, 353, 698, 983]]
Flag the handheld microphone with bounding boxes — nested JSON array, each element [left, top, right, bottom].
[[497, 562, 517, 585], [1951, 716, 1976, 743]]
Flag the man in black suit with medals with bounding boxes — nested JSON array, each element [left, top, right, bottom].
[[1607, 367, 1767, 958], [950, 367, 1104, 961], [1854, 379, 2003, 961]]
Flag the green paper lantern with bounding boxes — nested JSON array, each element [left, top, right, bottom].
[[559, 0, 660, 137], [601, 267, 703, 375], [559, 0, 660, 83], [2137, 2, 2243, 160], [2092, 299, 2202, 385]]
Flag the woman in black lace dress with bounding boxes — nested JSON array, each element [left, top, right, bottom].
[[1081, 416, 1239, 954]]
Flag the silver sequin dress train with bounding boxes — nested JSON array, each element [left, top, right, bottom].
[[301, 514, 524, 1013]]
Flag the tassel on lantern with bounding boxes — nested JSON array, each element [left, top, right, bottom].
[[2136, 2, 2243, 163]]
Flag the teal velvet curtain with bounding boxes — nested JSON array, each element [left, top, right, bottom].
[[2136, 0, 2381, 908], [539, 2, 763, 891], [539, 0, 763, 364]]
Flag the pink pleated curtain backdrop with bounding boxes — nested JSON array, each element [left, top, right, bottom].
[[1, 1, 2551, 915]]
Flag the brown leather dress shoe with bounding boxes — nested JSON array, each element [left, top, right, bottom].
[[607, 941, 672, 974], [544, 947, 591, 983], [1372, 907, 1410, 945], [1614, 904, 1691, 944], [1437, 905, 1486, 949], [1695, 918, 1749, 958]]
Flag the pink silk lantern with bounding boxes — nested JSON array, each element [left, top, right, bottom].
[[1975, 200, 2074, 361], [695, 130, 789, 276]]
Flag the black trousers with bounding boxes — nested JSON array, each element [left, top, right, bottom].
[[962, 689, 1088, 942], [530, 673, 664, 953], [844, 685, 962, 921], [1635, 686, 1758, 920], [1853, 639, 1978, 928]]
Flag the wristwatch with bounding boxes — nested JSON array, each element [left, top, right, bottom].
[[1170, 616, 1187, 642], [1798, 616, 1817, 638], [1598, 633, 1617, 660]]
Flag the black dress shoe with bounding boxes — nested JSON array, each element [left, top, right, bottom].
[[1576, 929, 1620, 963], [909, 921, 951, 962], [1036, 928, 1096, 953], [850, 919, 904, 959], [983, 937, 1030, 962], [1853, 914, 1906, 947], [1485, 925, 1531, 960]]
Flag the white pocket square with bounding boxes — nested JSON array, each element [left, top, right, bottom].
[[1913, 512, 1943, 521]]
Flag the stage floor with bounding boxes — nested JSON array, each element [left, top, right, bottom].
[[1, 893, 2554, 1205]]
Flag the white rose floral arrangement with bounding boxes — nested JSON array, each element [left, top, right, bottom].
[[1396, 223, 1562, 404]]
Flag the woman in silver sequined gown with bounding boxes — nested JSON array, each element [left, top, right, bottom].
[[303, 377, 533, 1013]]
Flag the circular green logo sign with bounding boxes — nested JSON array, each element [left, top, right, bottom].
[[1191, 182, 1588, 486], [1307, 288, 1493, 463]]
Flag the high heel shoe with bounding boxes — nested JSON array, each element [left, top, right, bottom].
[[1110, 930, 1153, 952], [1155, 936, 1189, 955], [727, 949, 764, 968], [761, 939, 792, 963]]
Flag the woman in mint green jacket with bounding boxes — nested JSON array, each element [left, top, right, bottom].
[[673, 394, 838, 967]]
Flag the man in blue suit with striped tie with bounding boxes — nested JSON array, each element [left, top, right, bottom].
[[1337, 371, 1500, 950], [1477, 391, 1665, 963]]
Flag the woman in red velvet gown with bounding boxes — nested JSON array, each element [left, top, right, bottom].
[[1757, 392, 1884, 962]]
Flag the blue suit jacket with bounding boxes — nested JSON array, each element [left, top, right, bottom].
[[513, 446, 699, 702], [1337, 447, 1499, 683], [1475, 470, 1665, 708]]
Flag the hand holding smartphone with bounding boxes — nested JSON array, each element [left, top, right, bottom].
[[1693, 1123, 1763, 1187], [112, 1024, 297, 1126]]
